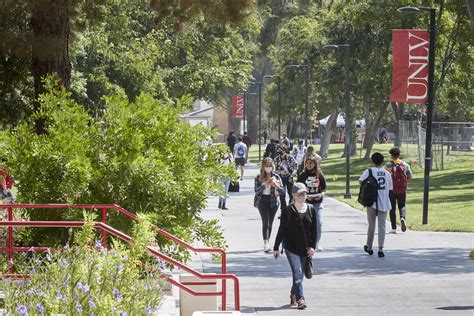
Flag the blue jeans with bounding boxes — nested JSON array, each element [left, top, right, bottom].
[[311, 202, 323, 244], [218, 177, 230, 205], [285, 249, 305, 300]]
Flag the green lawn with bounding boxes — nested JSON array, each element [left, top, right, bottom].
[[248, 143, 474, 232]]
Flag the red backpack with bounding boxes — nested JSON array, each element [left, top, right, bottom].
[[391, 162, 408, 194]]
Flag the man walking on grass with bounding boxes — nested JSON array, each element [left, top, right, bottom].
[[384, 147, 413, 234]]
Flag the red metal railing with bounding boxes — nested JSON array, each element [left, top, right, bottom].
[[0, 204, 240, 311]]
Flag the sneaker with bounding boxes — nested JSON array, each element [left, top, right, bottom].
[[316, 245, 324, 252], [263, 243, 271, 253], [297, 298, 307, 310], [290, 293, 297, 307], [388, 229, 397, 234], [364, 245, 374, 256], [401, 218, 407, 232], [378, 251, 385, 258]]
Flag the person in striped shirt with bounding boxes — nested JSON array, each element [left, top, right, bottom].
[[384, 147, 413, 233]]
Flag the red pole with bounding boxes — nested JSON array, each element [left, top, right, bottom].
[[7, 206, 13, 273], [101, 208, 107, 247], [222, 252, 227, 311]]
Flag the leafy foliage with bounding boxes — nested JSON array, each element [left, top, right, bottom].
[[1, 78, 231, 260], [3, 214, 164, 315]]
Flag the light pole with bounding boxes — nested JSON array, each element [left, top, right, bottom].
[[398, 6, 437, 224], [287, 64, 310, 145], [263, 75, 282, 139], [322, 44, 352, 199]]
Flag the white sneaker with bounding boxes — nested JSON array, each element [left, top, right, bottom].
[[388, 229, 397, 234], [401, 218, 407, 232], [263, 243, 271, 253], [316, 246, 324, 252]]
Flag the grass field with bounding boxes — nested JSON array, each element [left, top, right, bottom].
[[249, 143, 474, 233]]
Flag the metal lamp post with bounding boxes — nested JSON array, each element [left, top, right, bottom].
[[263, 75, 282, 139], [249, 81, 263, 161], [322, 44, 352, 199], [398, 6, 437, 224], [287, 64, 310, 145]]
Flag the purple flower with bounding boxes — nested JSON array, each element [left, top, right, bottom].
[[76, 282, 83, 290], [145, 306, 152, 314], [17, 279, 24, 286], [34, 259, 41, 265], [89, 298, 96, 309], [118, 264, 124, 272], [25, 288, 34, 295], [56, 292, 64, 300], [36, 303, 45, 315], [95, 240, 102, 248], [83, 284, 90, 292], [122, 313, 128, 316], [61, 258, 68, 266], [76, 303, 83, 313], [113, 288, 119, 296], [15, 304, 28, 315], [36, 289, 43, 297], [109, 248, 116, 255], [63, 243, 69, 250], [116, 294, 123, 302]]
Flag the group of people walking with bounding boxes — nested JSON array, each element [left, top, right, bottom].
[[251, 142, 411, 310]]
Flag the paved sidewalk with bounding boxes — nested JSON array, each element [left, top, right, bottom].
[[199, 163, 474, 315]]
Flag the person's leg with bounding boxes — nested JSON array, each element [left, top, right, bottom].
[[397, 192, 407, 231], [389, 191, 397, 230], [267, 206, 279, 240], [314, 203, 323, 248], [377, 211, 388, 256], [258, 198, 271, 241], [279, 183, 287, 210], [285, 250, 304, 301], [366, 207, 377, 250]]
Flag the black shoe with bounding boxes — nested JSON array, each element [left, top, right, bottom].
[[218, 202, 222, 209], [364, 245, 373, 255], [378, 251, 385, 258], [222, 205, 228, 210]]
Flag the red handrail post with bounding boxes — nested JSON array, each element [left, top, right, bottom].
[[222, 252, 227, 311], [101, 208, 107, 247], [7, 206, 13, 273]]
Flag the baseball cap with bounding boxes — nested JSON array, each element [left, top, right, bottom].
[[292, 182, 307, 194]]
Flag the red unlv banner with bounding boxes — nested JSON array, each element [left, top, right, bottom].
[[390, 29, 430, 104], [231, 95, 244, 118]]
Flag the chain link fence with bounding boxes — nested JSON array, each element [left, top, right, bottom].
[[399, 120, 474, 170]]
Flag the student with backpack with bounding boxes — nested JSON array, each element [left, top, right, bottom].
[[233, 137, 248, 180], [358, 152, 393, 258], [384, 147, 413, 233], [273, 183, 317, 310]]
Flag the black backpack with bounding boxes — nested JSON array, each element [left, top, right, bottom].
[[358, 168, 378, 207]]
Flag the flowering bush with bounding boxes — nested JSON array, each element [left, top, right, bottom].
[[2, 214, 164, 315]]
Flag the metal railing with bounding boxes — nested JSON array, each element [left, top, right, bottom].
[[0, 204, 240, 311]]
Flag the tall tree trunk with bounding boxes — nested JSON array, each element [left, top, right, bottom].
[[319, 107, 338, 159], [31, 0, 71, 132], [363, 101, 390, 159], [391, 102, 405, 147]]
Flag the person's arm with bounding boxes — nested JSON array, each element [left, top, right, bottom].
[[290, 156, 298, 175], [272, 174, 286, 195], [405, 163, 413, 182], [254, 176, 265, 194]]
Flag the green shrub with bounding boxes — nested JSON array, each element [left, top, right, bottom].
[[1, 77, 232, 262], [2, 214, 163, 315]]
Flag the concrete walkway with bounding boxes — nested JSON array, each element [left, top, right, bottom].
[[199, 163, 474, 315]]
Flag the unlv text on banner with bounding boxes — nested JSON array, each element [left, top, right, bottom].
[[231, 95, 244, 118], [390, 29, 430, 104]]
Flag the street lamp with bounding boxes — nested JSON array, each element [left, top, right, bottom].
[[322, 44, 352, 199], [263, 75, 282, 139], [398, 6, 437, 225], [287, 64, 310, 145]]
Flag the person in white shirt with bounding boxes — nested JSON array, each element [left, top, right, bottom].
[[233, 137, 248, 180], [359, 152, 393, 258]]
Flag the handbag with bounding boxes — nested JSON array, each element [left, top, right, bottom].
[[294, 204, 314, 279], [253, 192, 262, 208]]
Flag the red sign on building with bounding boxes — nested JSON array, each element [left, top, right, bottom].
[[231, 95, 244, 118], [390, 29, 430, 104]]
